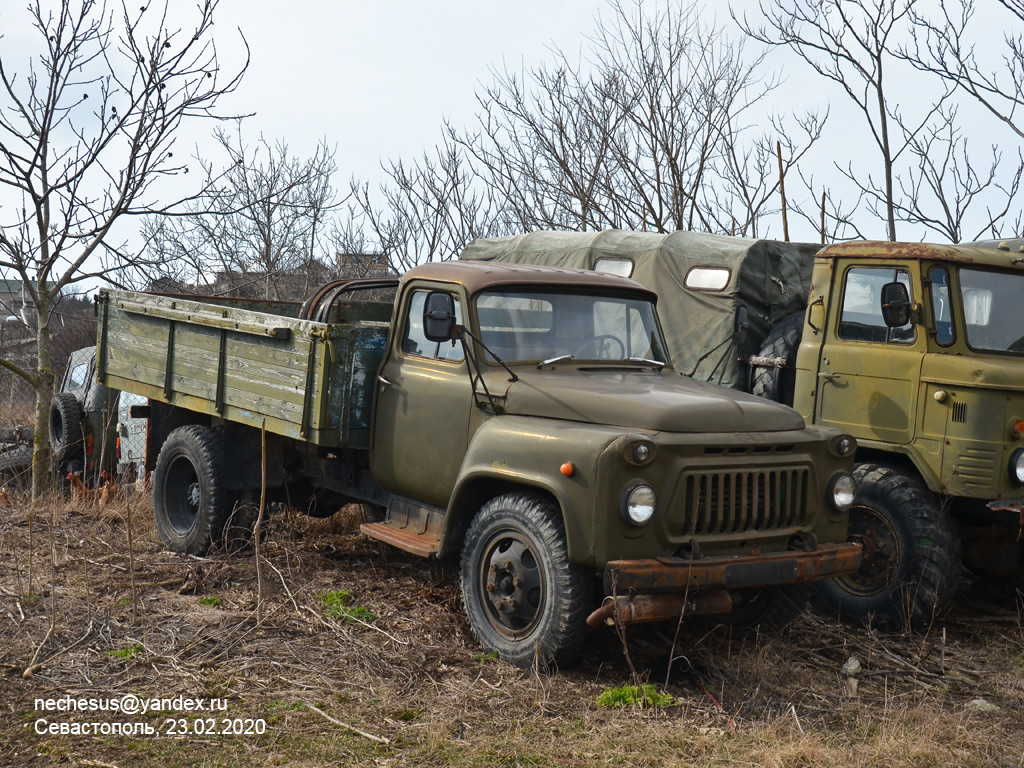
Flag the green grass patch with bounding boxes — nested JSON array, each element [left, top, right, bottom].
[[198, 596, 222, 607], [319, 590, 378, 624], [596, 683, 674, 708], [106, 643, 144, 660], [472, 651, 500, 663]]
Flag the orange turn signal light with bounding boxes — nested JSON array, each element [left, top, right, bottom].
[[1012, 420, 1024, 440], [560, 462, 575, 477]]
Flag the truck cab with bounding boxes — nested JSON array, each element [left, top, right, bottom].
[[796, 242, 1024, 597]]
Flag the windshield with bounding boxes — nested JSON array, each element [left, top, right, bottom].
[[960, 268, 1024, 355], [475, 289, 670, 365]]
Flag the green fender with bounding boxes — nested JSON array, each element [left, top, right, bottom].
[[440, 415, 624, 565]]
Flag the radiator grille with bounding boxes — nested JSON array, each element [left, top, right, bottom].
[[681, 468, 810, 535]]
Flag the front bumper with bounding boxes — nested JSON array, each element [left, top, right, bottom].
[[603, 542, 863, 594], [587, 542, 863, 628]]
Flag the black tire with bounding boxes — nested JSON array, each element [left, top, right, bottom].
[[0, 444, 33, 486], [750, 311, 804, 406], [715, 584, 812, 633], [815, 463, 961, 630], [153, 425, 230, 555], [49, 392, 84, 463], [460, 492, 596, 668]]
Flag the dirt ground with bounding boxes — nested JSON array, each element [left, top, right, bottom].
[[1, 492, 1023, 768]]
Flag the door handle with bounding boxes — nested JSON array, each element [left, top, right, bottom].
[[377, 375, 393, 390], [818, 372, 841, 384]]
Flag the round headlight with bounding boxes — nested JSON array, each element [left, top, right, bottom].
[[829, 472, 856, 511], [623, 484, 656, 525], [1009, 448, 1024, 485]]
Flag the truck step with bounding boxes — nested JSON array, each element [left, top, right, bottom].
[[360, 522, 440, 557]]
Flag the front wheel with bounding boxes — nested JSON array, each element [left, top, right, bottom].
[[460, 492, 595, 668], [153, 425, 230, 555], [815, 463, 961, 630]]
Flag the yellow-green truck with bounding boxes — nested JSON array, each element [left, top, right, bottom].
[[95, 261, 861, 666], [463, 231, 1024, 628]]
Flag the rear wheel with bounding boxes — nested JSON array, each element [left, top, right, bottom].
[[153, 425, 229, 555], [460, 492, 595, 668], [815, 463, 961, 630], [49, 392, 84, 463]]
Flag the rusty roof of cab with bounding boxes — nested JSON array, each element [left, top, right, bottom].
[[817, 240, 1024, 268], [402, 259, 657, 298]]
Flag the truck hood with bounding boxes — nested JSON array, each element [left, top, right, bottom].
[[502, 369, 805, 433]]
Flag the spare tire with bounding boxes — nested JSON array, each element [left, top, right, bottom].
[[750, 311, 804, 407], [49, 392, 84, 463]]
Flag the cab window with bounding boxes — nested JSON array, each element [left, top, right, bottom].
[[929, 266, 955, 346], [839, 267, 915, 344], [401, 291, 464, 361], [66, 362, 90, 390]]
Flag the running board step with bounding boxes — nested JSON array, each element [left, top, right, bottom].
[[359, 496, 444, 557], [360, 522, 441, 557]]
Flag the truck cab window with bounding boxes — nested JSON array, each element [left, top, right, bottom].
[[839, 267, 915, 344], [960, 267, 1024, 354], [929, 266, 955, 346], [402, 290, 464, 361], [67, 362, 89, 390]]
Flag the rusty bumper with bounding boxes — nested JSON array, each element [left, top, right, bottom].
[[602, 542, 863, 596], [587, 542, 863, 628]]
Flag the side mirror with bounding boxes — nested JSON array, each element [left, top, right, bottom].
[[880, 281, 911, 327], [422, 291, 456, 342]]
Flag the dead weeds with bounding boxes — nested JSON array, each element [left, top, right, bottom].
[[1, 491, 1022, 767]]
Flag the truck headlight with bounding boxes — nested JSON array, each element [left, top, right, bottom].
[[1009, 448, 1024, 485], [621, 484, 656, 526], [828, 472, 856, 511]]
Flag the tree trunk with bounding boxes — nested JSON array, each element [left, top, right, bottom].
[[30, 297, 55, 504]]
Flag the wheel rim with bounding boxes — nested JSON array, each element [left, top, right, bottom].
[[835, 504, 902, 597], [478, 528, 545, 638], [163, 453, 201, 534]]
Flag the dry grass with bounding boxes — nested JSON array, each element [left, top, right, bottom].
[[1, 490, 1022, 767]]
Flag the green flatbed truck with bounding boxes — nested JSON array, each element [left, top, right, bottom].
[[96, 261, 861, 666], [463, 230, 1024, 628]]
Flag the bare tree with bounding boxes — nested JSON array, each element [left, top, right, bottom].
[[0, 0, 246, 499], [351, 135, 502, 273], [903, 0, 1024, 141], [890, 105, 1024, 241], [453, 0, 821, 238], [734, 0, 953, 241], [142, 123, 341, 300]]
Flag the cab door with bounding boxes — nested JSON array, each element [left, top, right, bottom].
[[370, 287, 472, 507], [815, 265, 925, 445]]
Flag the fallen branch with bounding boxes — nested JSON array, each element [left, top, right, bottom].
[[304, 701, 390, 744]]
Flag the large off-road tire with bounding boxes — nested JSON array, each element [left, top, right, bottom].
[[153, 425, 230, 555], [815, 463, 961, 630], [750, 311, 804, 406], [460, 492, 596, 668], [49, 392, 84, 463]]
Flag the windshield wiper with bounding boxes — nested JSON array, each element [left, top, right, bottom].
[[537, 354, 575, 368], [625, 356, 667, 368]]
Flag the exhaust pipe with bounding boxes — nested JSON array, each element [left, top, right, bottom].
[[586, 589, 735, 628]]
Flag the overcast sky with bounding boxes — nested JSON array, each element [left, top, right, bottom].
[[0, 0, 1017, 267], [207, 0, 608, 182]]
